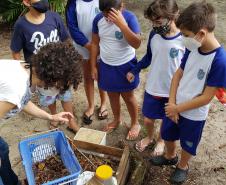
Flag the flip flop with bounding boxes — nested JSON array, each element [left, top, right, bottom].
[[135, 139, 156, 152], [66, 127, 77, 134], [83, 113, 94, 125], [126, 124, 141, 141], [98, 108, 108, 120], [102, 123, 120, 134]]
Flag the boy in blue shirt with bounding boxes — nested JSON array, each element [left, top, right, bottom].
[[10, 0, 79, 133], [150, 2, 226, 184]]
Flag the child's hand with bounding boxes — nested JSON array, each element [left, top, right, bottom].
[[169, 114, 179, 124], [107, 8, 127, 28], [126, 72, 135, 83], [165, 103, 179, 117], [91, 67, 98, 81]]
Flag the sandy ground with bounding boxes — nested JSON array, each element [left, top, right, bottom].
[[0, 0, 226, 184]]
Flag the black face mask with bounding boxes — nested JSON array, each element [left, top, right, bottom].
[[31, 0, 49, 13], [153, 21, 170, 36]]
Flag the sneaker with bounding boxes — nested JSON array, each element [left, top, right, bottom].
[[150, 155, 178, 166], [170, 167, 189, 184]]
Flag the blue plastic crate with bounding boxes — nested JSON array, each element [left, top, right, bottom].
[[19, 131, 82, 185]]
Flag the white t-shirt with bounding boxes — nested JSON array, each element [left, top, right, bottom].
[[0, 60, 30, 111], [92, 10, 140, 66], [177, 47, 226, 120]]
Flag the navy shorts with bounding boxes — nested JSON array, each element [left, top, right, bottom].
[[161, 116, 206, 156], [98, 58, 139, 92], [142, 91, 168, 119]]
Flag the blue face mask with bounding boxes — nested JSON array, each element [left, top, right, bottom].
[[31, 0, 49, 13]]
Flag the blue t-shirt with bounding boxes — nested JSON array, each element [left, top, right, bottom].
[[10, 11, 69, 62]]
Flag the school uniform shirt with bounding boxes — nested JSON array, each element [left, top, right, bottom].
[[66, 0, 100, 59], [131, 31, 185, 97], [0, 60, 30, 115], [10, 11, 69, 62], [92, 10, 141, 66], [177, 47, 226, 121]]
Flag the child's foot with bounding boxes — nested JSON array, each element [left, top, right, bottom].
[[49, 121, 58, 130], [103, 121, 121, 134], [67, 119, 80, 134], [135, 137, 155, 152], [83, 108, 94, 125], [170, 165, 189, 184], [126, 124, 141, 141], [150, 155, 178, 166], [152, 140, 165, 156]]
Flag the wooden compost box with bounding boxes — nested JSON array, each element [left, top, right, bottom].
[[71, 139, 130, 185]]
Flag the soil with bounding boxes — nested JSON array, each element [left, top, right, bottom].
[[0, 0, 226, 185]]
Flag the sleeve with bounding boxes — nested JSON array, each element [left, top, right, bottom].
[[206, 50, 226, 88], [130, 31, 155, 75], [180, 49, 190, 70], [125, 11, 140, 34], [54, 12, 69, 42], [92, 14, 103, 34], [65, 0, 89, 46], [10, 20, 24, 52]]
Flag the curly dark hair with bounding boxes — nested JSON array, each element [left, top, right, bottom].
[[29, 41, 83, 93]]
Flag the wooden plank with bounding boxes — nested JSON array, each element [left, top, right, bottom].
[[116, 146, 130, 185], [119, 159, 130, 185], [73, 140, 124, 158]]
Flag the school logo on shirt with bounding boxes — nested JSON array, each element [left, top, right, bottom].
[[169, 48, 179, 59], [95, 7, 100, 14], [197, 69, 205, 80], [115, 31, 123, 40], [30, 29, 60, 54]]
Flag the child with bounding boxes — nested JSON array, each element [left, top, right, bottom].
[[10, 0, 79, 133], [91, 0, 141, 140], [66, 0, 108, 125], [150, 2, 226, 184], [127, 0, 185, 155], [0, 42, 82, 185]]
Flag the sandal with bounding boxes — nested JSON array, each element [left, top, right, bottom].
[[135, 138, 156, 152], [83, 113, 94, 125], [170, 166, 189, 184], [126, 124, 141, 141], [98, 108, 108, 120], [66, 127, 78, 134], [150, 155, 178, 166]]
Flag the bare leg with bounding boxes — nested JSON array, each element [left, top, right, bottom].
[[83, 60, 95, 116], [61, 101, 79, 132], [177, 149, 191, 170], [48, 102, 58, 128], [98, 88, 108, 117], [135, 117, 155, 152], [121, 91, 140, 140], [164, 140, 177, 159], [152, 121, 165, 156], [103, 92, 121, 131]]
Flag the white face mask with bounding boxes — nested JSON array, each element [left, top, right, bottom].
[[182, 36, 202, 51]]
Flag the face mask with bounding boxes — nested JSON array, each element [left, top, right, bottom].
[[153, 20, 170, 36], [182, 36, 202, 51], [31, 0, 49, 13]]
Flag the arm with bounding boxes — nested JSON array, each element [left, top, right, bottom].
[[90, 33, 100, 80], [65, 0, 89, 47], [0, 101, 16, 119], [22, 101, 73, 122], [166, 86, 218, 118], [108, 8, 141, 49]]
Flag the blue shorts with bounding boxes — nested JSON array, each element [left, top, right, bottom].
[[161, 116, 206, 156], [98, 58, 139, 92], [142, 91, 168, 119], [38, 90, 72, 107]]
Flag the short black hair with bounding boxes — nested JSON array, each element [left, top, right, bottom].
[[145, 0, 179, 21], [30, 41, 83, 93], [99, 0, 122, 12], [176, 1, 216, 33]]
